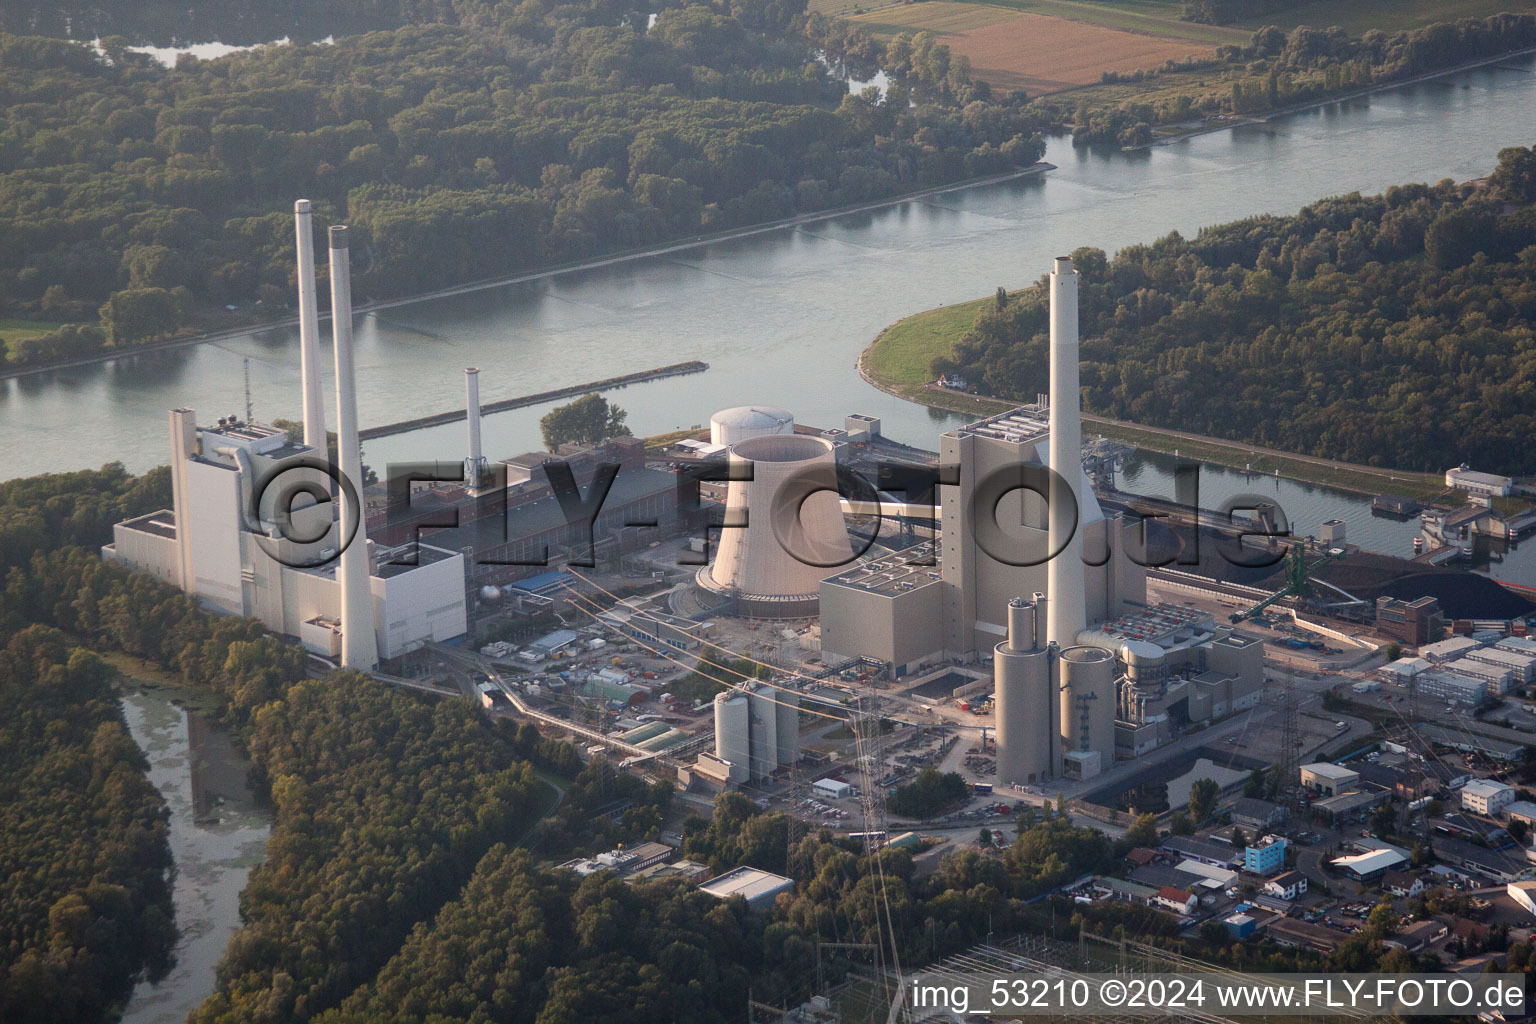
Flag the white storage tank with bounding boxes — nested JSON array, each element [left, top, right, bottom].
[[709, 405, 794, 448], [774, 686, 800, 765], [1059, 645, 1116, 772], [995, 598, 1054, 786], [747, 683, 779, 781], [714, 690, 751, 784]]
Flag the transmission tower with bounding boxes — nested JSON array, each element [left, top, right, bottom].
[[1276, 672, 1300, 809]]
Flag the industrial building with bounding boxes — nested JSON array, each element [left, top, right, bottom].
[[1461, 779, 1516, 816], [697, 866, 794, 909], [1300, 763, 1359, 796], [1375, 596, 1444, 646], [1440, 657, 1513, 695], [818, 258, 1265, 782], [1445, 465, 1513, 498], [105, 210, 466, 667], [1413, 669, 1488, 706]]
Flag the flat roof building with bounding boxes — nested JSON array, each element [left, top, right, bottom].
[[1300, 762, 1359, 796], [698, 866, 794, 909]]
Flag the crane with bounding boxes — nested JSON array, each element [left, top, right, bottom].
[[1229, 541, 1345, 623]]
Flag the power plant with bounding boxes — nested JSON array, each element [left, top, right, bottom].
[[104, 203, 468, 666], [100, 227, 1266, 793]]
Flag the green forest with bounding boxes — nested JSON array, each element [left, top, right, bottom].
[[0, 0, 1041, 367], [932, 142, 1536, 475]]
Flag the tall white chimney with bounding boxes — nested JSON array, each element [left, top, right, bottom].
[[294, 200, 326, 452], [464, 367, 487, 491], [328, 225, 378, 672], [1046, 256, 1086, 648]]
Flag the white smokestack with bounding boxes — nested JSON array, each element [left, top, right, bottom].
[[464, 367, 486, 490], [1046, 256, 1086, 648], [328, 225, 378, 672], [294, 200, 326, 452]]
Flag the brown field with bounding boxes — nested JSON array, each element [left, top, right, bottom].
[[849, 2, 1214, 95]]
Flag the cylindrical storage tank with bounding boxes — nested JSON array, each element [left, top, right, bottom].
[[710, 405, 794, 448], [994, 642, 1054, 785], [1059, 646, 1116, 771], [714, 691, 751, 784], [774, 687, 799, 765], [1119, 639, 1167, 692], [698, 434, 852, 617], [747, 683, 779, 781]]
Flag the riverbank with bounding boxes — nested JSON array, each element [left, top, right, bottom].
[[858, 307, 1448, 500], [0, 163, 1053, 384], [1133, 44, 1536, 150]]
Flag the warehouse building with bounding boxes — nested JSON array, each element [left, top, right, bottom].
[[1300, 762, 1359, 796], [1413, 670, 1488, 706], [1461, 779, 1517, 816], [698, 867, 794, 909]]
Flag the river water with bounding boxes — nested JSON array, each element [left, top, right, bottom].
[[116, 683, 271, 1024], [5, 56, 1536, 580]]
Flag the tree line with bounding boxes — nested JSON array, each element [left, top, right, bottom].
[[0, 0, 1044, 368], [1054, 15, 1536, 147], [933, 143, 1536, 475]]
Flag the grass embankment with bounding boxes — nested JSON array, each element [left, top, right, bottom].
[[0, 317, 68, 358], [862, 302, 1447, 499]]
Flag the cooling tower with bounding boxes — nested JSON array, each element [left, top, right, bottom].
[[747, 683, 779, 781], [994, 596, 1056, 786], [698, 433, 851, 617], [1059, 645, 1115, 777], [773, 686, 799, 766], [710, 405, 794, 448], [714, 690, 751, 785]]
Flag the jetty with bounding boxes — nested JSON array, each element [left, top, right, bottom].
[[359, 361, 708, 440]]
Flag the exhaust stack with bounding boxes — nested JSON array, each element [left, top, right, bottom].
[[294, 200, 326, 451], [465, 367, 487, 491], [1046, 256, 1086, 649], [328, 225, 378, 672]]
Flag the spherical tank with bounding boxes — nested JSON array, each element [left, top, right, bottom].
[[714, 690, 751, 784], [709, 405, 794, 448]]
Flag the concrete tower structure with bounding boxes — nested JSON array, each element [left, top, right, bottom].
[[464, 367, 488, 491], [328, 225, 378, 672], [1059, 645, 1115, 778], [699, 433, 851, 617], [1046, 256, 1086, 650], [746, 683, 779, 781], [994, 594, 1056, 786], [714, 690, 751, 784], [773, 686, 800, 766], [293, 200, 326, 452]]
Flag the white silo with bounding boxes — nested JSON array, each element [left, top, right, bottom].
[[714, 690, 751, 785], [710, 405, 794, 448], [698, 433, 852, 617], [773, 686, 799, 766], [994, 595, 1055, 786], [747, 683, 779, 781], [1058, 645, 1115, 778]]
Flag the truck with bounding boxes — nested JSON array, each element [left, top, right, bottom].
[[972, 782, 993, 795]]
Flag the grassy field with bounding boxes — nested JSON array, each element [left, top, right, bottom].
[[861, 297, 986, 399], [848, 1, 1221, 93], [0, 318, 64, 342], [862, 302, 1448, 497]]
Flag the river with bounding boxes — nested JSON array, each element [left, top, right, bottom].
[[116, 681, 272, 1024], [5, 55, 1536, 581]]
